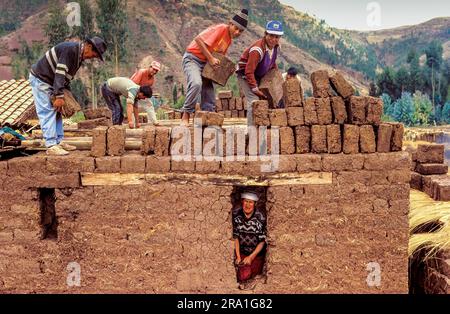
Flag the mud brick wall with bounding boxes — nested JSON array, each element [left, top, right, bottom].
[[0, 151, 410, 293], [216, 90, 247, 118], [408, 144, 450, 201], [422, 250, 450, 294]]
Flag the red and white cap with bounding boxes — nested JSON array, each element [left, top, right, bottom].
[[151, 61, 161, 71]]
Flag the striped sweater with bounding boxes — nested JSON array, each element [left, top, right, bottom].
[[31, 41, 84, 98]]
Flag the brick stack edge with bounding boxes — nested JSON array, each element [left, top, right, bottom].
[[409, 143, 449, 201], [79, 107, 113, 129], [250, 70, 403, 155], [215, 90, 248, 118]]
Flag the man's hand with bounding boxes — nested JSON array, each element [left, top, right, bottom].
[[53, 98, 65, 112], [242, 255, 254, 265], [235, 256, 242, 265], [253, 89, 267, 100], [208, 56, 221, 68]]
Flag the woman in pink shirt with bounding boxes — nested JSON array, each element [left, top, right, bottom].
[[130, 60, 161, 126]]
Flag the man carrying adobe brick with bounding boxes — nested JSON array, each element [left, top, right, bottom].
[[100, 77, 152, 128], [236, 20, 284, 125], [29, 36, 107, 155], [131, 60, 162, 126], [180, 9, 248, 126], [233, 192, 267, 289]]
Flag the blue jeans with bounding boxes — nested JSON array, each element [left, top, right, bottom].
[[237, 75, 260, 126], [181, 52, 215, 113], [101, 82, 123, 125], [29, 73, 64, 147]]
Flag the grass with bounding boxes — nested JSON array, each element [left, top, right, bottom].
[[409, 190, 450, 259], [70, 111, 86, 123]]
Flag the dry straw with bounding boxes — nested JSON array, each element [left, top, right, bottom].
[[409, 190, 450, 259]]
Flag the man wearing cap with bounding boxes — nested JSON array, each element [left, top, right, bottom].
[[131, 61, 162, 126], [232, 191, 267, 287], [100, 77, 153, 128], [236, 20, 284, 125], [180, 9, 249, 126], [29, 36, 107, 155]]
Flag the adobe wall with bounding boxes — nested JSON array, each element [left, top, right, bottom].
[[0, 151, 410, 293]]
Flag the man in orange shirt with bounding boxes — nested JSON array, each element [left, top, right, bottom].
[[130, 60, 161, 126], [180, 9, 248, 126]]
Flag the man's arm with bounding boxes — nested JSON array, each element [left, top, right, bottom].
[[243, 241, 265, 265], [126, 101, 134, 128], [133, 104, 140, 128], [234, 238, 242, 264]]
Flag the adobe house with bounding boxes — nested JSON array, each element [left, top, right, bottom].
[[0, 71, 411, 293]]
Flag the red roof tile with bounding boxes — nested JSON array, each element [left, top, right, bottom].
[[0, 79, 36, 126]]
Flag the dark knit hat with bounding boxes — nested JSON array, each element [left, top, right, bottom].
[[231, 9, 248, 30]]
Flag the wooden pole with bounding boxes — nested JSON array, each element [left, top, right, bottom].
[[22, 138, 142, 151]]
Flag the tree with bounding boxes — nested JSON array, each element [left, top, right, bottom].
[[381, 93, 394, 118], [71, 79, 89, 109], [393, 92, 415, 126], [45, 0, 70, 47], [406, 49, 423, 93], [376, 67, 396, 99], [172, 84, 178, 105], [96, 0, 129, 75], [441, 101, 450, 124], [369, 82, 378, 96], [394, 66, 409, 97], [12, 39, 45, 79], [412, 91, 432, 125], [425, 41, 443, 110]]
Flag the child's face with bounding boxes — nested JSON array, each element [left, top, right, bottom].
[[229, 23, 244, 39]]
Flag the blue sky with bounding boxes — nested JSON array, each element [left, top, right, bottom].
[[279, 0, 450, 30]]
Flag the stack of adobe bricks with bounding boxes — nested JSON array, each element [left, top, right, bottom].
[[410, 144, 449, 201], [78, 107, 112, 129], [215, 90, 247, 118], [251, 70, 404, 155]]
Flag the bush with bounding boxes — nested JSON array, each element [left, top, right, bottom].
[[173, 95, 185, 110], [156, 108, 168, 120], [412, 91, 432, 125], [441, 101, 450, 124], [393, 92, 415, 126], [381, 93, 393, 117]]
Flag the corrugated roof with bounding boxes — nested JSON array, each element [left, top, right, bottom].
[[0, 79, 36, 126]]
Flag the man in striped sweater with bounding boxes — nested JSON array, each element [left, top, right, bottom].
[[29, 37, 107, 155], [236, 21, 284, 125]]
